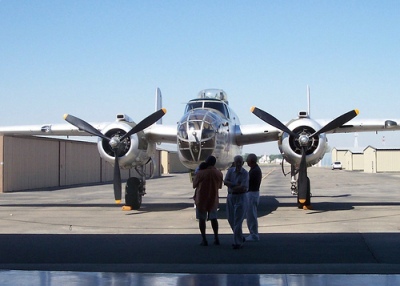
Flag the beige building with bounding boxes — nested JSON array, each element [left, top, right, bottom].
[[0, 136, 187, 193], [332, 146, 400, 173], [363, 146, 400, 173], [332, 147, 364, 171]]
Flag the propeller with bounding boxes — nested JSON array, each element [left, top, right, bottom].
[[251, 107, 298, 138], [251, 106, 359, 203], [64, 114, 110, 140], [311, 109, 359, 137], [64, 108, 167, 203]]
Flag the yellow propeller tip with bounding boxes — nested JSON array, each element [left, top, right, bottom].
[[162, 108, 167, 114], [299, 199, 306, 204], [355, 109, 360, 115], [63, 114, 69, 120], [115, 200, 121, 204], [250, 106, 255, 112]]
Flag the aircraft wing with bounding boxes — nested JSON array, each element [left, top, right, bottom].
[[0, 122, 178, 144], [233, 118, 400, 146], [0, 122, 108, 137], [234, 124, 281, 146], [144, 124, 177, 144], [317, 118, 400, 134]]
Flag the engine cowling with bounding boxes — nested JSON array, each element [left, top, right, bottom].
[[97, 121, 154, 169], [278, 118, 327, 167]]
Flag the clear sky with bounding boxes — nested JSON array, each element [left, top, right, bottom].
[[1, 1, 399, 155]]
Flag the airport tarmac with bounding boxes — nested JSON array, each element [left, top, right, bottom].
[[1, 165, 400, 285]]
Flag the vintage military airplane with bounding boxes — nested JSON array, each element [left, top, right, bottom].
[[1, 87, 399, 210]]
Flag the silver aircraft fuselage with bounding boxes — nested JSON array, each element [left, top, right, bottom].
[[176, 89, 242, 170]]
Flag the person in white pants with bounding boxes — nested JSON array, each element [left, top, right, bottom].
[[224, 155, 249, 249]]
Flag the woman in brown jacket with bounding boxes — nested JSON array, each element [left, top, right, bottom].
[[193, 156, 223, 246]]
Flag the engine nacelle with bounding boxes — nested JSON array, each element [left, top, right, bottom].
[[278, 118, 327, 167], [97, 121, 154, 169]]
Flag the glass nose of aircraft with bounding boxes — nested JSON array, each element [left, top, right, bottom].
[[177, 109, 217, 163]]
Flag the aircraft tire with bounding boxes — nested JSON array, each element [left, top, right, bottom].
[[297, 177, 311, 208], [125, 177, 142, 210]]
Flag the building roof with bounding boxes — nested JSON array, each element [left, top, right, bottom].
[[363, 145, 400, 151]]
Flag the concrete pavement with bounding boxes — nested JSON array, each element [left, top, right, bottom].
[[1, 165, 400, 275]]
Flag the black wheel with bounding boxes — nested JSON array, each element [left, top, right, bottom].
[[125, 177, 143, 210]]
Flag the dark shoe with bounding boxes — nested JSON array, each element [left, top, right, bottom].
[[214, 238, 220, 245], [232, 244, 243, 250], [245, 235, 259, 242], [200, 240, 208, 246]]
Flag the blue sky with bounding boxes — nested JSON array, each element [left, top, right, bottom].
[[1, 1, 399, 155]]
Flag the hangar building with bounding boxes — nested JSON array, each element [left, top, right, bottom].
[[0, 135, 186, 193], [332, 146, 400, 173]]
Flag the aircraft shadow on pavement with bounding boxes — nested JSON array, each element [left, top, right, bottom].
[[0, 203, 123, 208], [306, 201, 400, 213], [216, 196, 279, 220], [276, 200, 400, 213], [127, 202, 194, 214]]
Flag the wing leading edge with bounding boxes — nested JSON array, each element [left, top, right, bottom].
[[318, 118, 400, 134], [234, 124, 281, 146], [0, 122, 178, 145]]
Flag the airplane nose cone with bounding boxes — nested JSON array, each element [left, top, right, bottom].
[[299, 135, 309, 146], [177, 109, 217, 166]]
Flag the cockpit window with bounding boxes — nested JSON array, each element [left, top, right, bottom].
[[184, 100, 229, 119], [204, 102, 227, 117], [184, 102, 202, 113]]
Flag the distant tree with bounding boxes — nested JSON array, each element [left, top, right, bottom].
[[269, 154, 283, 161]]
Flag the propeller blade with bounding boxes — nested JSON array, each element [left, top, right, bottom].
[[113, 148, 122, 204], [64, 114, 109, 141], [312, 109, 359, 137], [297, 146, 308, 203], [120, 108, 167, 141], [250, 107, 298, 138]]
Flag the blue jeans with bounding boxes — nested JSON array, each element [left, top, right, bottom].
[[246, 191, 260, 240]]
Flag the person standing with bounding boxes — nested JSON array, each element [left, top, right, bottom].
[[192, 156, 223, 246], [224, 155, 249, 249], [192, 161, 209, 205], [245, 153, 262, 241]]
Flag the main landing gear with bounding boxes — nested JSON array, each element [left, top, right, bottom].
[[122, 164, 151, 211], [290, 165, 312, 210], [122, 177, 145, 211], [297, 177, 312, 210]]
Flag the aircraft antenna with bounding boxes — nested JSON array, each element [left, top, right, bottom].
[[155, 88, 162, 124], [307, 85, 311, 116], [354, 132, 359, 148]]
